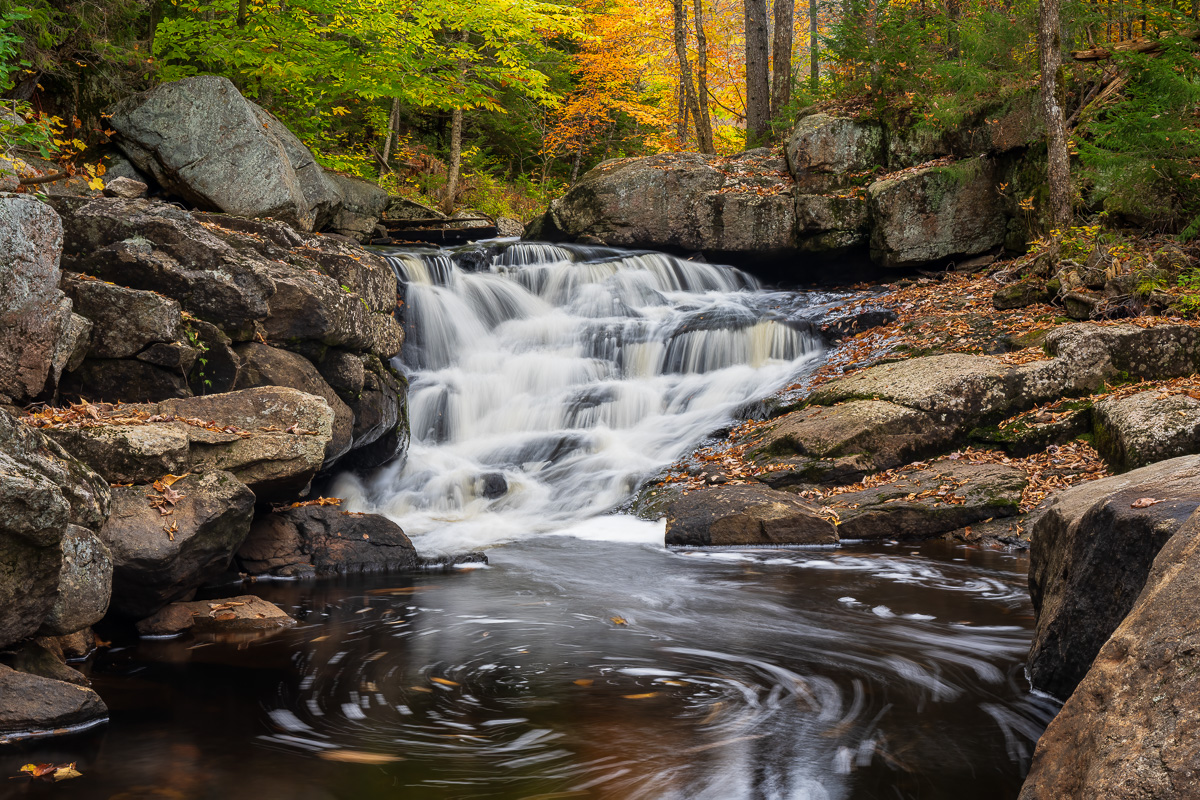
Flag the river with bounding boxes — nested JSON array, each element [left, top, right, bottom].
[[0, 242, 1056, 799]]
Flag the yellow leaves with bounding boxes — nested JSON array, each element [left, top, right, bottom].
[[17, 763, 81, 782], [318, 750, 404, 764], [331, 106, 351, 116], [609, 616, 627, 625], [621, 692, 659, 700], [430, 677, 460, 687], [572, 678, 594, 686]]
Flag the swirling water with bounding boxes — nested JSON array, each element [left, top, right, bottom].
[[2, 243, 1056, 799]]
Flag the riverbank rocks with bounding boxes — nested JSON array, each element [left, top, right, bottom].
[[1026, 455, 1200, 699], [665, 485, 837, 546], [0, 665, 107, 743], [41, 387, 335, 498], [100, 471, 256, 618], [60, 272, 182, 359], [785, 113, 883, 184], [325, 172, 390, 242], [0, 409, 111, 648], [0, 195, 79, 402], [38, 526, 112, 637], [826, 462, 1025, 540], [173, 594, 296, 633], [109, 76, 317, 230], [868, 159, 1006, 268], [1019, 511, 1200, 800], [238, 506, 418, 577], [1093, 390, 1200, 472]]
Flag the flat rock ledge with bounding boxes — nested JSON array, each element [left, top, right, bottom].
[[0, 664, 108, 744], [665, 484, 838, 546]]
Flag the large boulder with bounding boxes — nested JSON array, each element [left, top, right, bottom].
[[100, 471, 256, 618], [535, 152, 798, 255], [867, 159, 1006, 267], [109, 76, 318, 230], [785, 114, 884, 182], [828, 462, 1026, 540], [61, 272, 182, 359], [0, 664, 107, 743], [795, 193, 870, 254], [1018, 512, 1200, 799], [1026, 455, 1200, 699], [0, 195, 76, 402], [325, 172, 389, 242], [38, 525, 112, 637], [1093, 389, 1200, 472], [249, 105, 342, 230], [38, 386, 335, 500], [238, 506, 419, 576], [665, 484, 838, 546], [0, 409, 110, 648]]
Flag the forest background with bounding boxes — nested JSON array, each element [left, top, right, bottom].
[[2, 0, 1200, 236]]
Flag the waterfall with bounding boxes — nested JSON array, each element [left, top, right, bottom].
[[334, 242, 824, 552]]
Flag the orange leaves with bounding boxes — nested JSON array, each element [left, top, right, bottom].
[[16, 763, 82, 782], [277, 496, 343, 510], [1131, 497, 1164, 508], [23, 402, 255, 439]]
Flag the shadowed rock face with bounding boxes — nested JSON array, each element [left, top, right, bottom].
[[238, 506, 418, 577], [0, 664, 108, 743], [1025, 455, 1200, 699], [1019, 510, 1200, 800], [665, 484, 838, 546]]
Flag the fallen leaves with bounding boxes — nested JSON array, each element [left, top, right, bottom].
[[23, 401, 255, 439], [15, 762, 82, 782], [1131, 497, 1164, 508], [317, 750, 404, 764], [276, 496, 342, 510]]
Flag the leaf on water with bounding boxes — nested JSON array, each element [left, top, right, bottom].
[[572, 679, 594, 687], [366, 586, 426, 595], [609, 616, 627, 625], [622, 692, 659, 700], [1131, 497, 1164, 508], [52, 764, 82, 782], [660, 680, 688, 686], [317, 750, 404, 764], [19, 764, 55, 777], [431, 677, 459, 687], [410, 686, 434, 693]]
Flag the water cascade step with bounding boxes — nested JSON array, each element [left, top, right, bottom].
[[333, 242, 825, 551]]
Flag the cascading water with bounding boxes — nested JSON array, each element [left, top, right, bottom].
[[333, 241, 825, 551]]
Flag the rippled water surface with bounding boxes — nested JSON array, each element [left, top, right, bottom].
[[5, 537, 1051, 800]]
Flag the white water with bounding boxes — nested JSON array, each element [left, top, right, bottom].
[[333, 242, 824, 552]]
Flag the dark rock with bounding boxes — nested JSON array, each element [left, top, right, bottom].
[[238, 506, 419, 576], [185, 319, 239, 395], [868, 159, 1007, 268], [1019, 511, 1200, 800], [665, 484, 838, 546], [2, 640, 88, 686], [1062, 290, 1101, 320], [479, 473, 507, 499], [325, 172, 389, 242], [0, 195, 75, 402], [1026, 455, 1200, 699], [61, 357, 191, 403], [233, 342, 353, 465], [1093, 390, 1200, 472], [135, 603, 195, 637], [100, 471, 256, 618], [785, 114, 884, 182], [0, 664, 107, 743], [54, 629, 97, 661], [38, 525, 112, 637], [137, 341, 199, 373], [318, 348, 366, 398], [828, 462, 1026, 540], [61, 272, 182, 358], [109, 76, 317, 230]]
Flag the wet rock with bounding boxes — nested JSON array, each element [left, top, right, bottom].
[[826, 462, 1026, 540], [795, 193, 870, 253], [39, 525, 112, 637], [0, 664, 107, 743], [174, 594, 296, 632], [784, 114, 884, 182], [868, 159, 1006, 268], [1026, 454, 1200, 699], [55, 629, 97, 661], [109, 76, 317, 230], [2, 640, 89, 686], [136, 603, 195, 637], [238, 506, 418, 576], [61, 272, 182, 359], [749, 400, 957, 486], [665, 484, 838, 546], [1019, 511, 1200, 800], [1093, 390, 1200, 472], [102, 176, 148, 199], [325, 172, 389, 242], [100, 471, 256, 618], [233, 342, 353, 465], [0, 194, 75, 402]]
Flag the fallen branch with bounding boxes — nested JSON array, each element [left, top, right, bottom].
[[17, 171, 70, 186], [1072, 29, 1200, 61]]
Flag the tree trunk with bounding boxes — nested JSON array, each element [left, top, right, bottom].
[[771, 0, 795, 117], [380, 97, 400, 171], [237, 0, 248, 26], [693, 0, 717, 152], [442, 29, 469, 216], [671, 0, 707, 152], [1038, 0, 1072, 256], [809, 0, 819, 92], [744, 0, 771, 145], [569, 140, 585, 185]]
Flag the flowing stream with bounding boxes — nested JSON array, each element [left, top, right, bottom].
[[2, 242, 1057, 800]]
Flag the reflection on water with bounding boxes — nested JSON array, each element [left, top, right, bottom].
[[3, 537, 1056, 800]]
